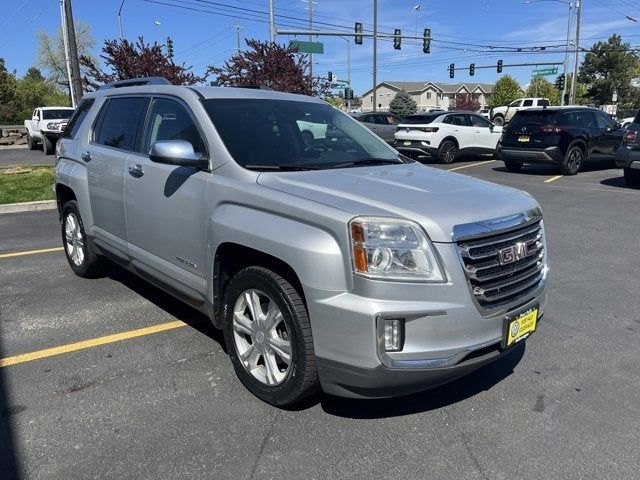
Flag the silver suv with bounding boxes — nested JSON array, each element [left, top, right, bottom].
[[55, 78, 548, 406]]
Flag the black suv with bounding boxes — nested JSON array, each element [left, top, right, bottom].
[[497, 107, 625, 175], [614, 110, 640, 186]]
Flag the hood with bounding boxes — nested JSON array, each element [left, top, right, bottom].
[[257, 164, 539, 243]]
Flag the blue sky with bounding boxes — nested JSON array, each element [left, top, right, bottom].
[[1, 0, 639, 95]]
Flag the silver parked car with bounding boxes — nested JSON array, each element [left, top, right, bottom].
[[351, 111, 403, 143], [55, 78, 548, 406]]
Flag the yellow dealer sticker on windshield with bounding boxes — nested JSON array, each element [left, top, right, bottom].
[[505, 308, 538, 347]]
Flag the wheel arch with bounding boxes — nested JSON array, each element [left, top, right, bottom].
[[567, 138, 588, 156], [55, 183, 77, 219], [438, 136, 459, 149]]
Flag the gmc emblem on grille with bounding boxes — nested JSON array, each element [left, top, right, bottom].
[[498, 241, 529, 265]]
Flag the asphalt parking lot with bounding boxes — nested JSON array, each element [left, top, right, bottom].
[[1, 148, 639, 479]]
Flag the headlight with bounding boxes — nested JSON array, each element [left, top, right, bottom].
[[349, 216, 445, 282], [47, 122, 59, 130]]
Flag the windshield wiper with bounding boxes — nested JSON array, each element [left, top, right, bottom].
[[244, 164, 324, 171], [331, 158, 405, 168]]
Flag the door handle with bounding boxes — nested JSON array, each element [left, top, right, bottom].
[[128, 164, 144, 178], [80, 151, 91, 162]]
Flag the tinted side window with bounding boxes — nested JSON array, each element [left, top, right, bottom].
[[63, 99, 94, 139], [142, 98, 206, 155], [470, 115, 491, 127], [94, 97, 148, 151], [522, 100, 534, 107], [576, 111, 596, 129], [594, 111, 615, 129], [538, 99, 550, 107]]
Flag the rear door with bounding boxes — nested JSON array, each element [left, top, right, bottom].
[[124, 96, 209, 296], [377, 113, 402, 142], [86, 96, 148, 251], [445, 113, 474, 149]]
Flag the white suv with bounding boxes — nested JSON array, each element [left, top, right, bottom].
[[393, 111, 503, 163], [491, 98, 550, 125]]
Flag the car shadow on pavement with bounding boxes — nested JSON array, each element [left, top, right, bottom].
[[105, 264, 226, 353], [492, 155, 616, 177], [319, 344, 525, 419], [600, 176, 638, 190]]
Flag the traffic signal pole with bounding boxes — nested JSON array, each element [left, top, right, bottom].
[[561, 2, 573, 105], [570, 0, 581, 105], [372, 0, 377, 112]]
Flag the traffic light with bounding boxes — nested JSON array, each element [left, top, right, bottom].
[[344, 88, 354, 100], [497, 59, 503, 73], [328, 71, 333, 82], [423, 28, 431, 54], [449, 63, 455, 79], [355, 22, 363, 45], [555, 73, 565, 90], [393, 29, 401, 50], [469, 63, 475, 76], [166, 37, 174, 58]]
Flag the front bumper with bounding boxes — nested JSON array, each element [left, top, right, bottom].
[[42, 130, 63, 140], [615, 146, 640, 169], [497, 144, 563, 164], [305, 243, 547, 399]]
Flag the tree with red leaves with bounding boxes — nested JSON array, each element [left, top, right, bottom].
[[80, 37, 205, 90], [208, 39, 331, 97], [453, 93, 481, 111]]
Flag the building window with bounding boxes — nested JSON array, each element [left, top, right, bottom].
[[378, 93, 384, 97], [426, 92, 432, 99], [386, 93, 391, 96], [370, 96, 373, 102]]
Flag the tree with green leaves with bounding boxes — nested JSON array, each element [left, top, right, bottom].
[[579, 34, 640, 108], [36, 22, 96, 93], [389, 89, 417, 116], [0, 58, 18, 123], [489, 75, 522, 108], [526, 76, 560, 105]]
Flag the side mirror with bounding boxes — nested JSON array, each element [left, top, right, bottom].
[[32, 115, 39, 121], [489, 124, 494, 132], [149, 140, 209, 169]]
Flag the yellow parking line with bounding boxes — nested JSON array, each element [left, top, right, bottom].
[[0, 246, 64, 259], [544, 175, 563, 184], [0, 320, 187, 368], [447, 160, 496, 172]]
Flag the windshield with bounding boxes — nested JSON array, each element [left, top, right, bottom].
[[203, 99, 400, 170], [509, 111, 558, 129], [42, 109, 74, 120]]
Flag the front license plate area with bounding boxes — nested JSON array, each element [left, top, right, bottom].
[[502, 306, 538, 348], [518, 135, 530, 143]]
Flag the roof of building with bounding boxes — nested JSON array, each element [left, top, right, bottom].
[[362, 80, 495, 96]]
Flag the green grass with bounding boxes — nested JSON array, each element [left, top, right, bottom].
[[0, 165, 55, 205]]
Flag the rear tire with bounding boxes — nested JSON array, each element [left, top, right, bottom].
[[43, 134, 55, 155], [624, 167, 640, 187], [438, 139, 458, 164], [504, 160, 523, 172], [560, 144, 584, 175], [27, 133, 36, 150], [222, 267, 319, 407], [61, 200, 106, 278], [492, 115, 505, 126]]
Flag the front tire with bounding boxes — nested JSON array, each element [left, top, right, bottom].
[[27, 133, 36, 150], [504, 160, 523, 172], [492, 115, 505, 126], [43, 134, 55, 155], [61, 200, 106, 278], [438, 139, 458, 164], [560, 144, 584, 175], [222, 267, 319, 407], [624, 167, 640, 187]]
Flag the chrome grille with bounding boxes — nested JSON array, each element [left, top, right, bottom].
[[457, 220, 545, 311]]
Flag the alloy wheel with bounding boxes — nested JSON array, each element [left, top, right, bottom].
[[568, 148, 582, 173], [232, 289, 292, 386], [64, 213, 85, 266]]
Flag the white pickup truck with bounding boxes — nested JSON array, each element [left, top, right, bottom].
[[24, 106, 75, 155], [490, 98, 550, 126]]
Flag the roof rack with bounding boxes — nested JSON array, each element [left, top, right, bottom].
[[98, 77, 171, 90], [233, 85, 274, 91]]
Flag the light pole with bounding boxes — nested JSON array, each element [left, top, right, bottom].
[[339, 36, 351, 111], [524, 0, 573, 105], [373, 0, 378, 112], [570, 0, 581, 105], [413, 4, 421, 38], [301, 0, 317, 78], [118, 0, 126, 40]]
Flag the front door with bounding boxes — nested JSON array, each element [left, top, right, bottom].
[[124, 96, 210, 296], [594, 110, 624, 155], [469, 114, 501, 151]]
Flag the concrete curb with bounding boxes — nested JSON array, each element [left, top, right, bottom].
[[0, 145, 28, 150], [0, 200, 57, 215]]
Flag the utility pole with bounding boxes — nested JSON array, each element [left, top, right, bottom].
[[302, 0, 317, 78], [372, 0, 378, 112], [561, 2, 572, 105], [59, 0, 75, 107], [234, 24, 245, 53], [118, 0, 126, 40], [339, 36, 351, 111], [269, 0, 275, 43], [63, 0, 82, 107], [570, 0, 581, 105]]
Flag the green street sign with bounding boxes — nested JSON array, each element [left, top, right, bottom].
[[532, 67, 558, 76], [289, 40, 324, 54]]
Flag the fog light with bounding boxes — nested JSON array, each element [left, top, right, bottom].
[[384, 319, 403, 352]]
